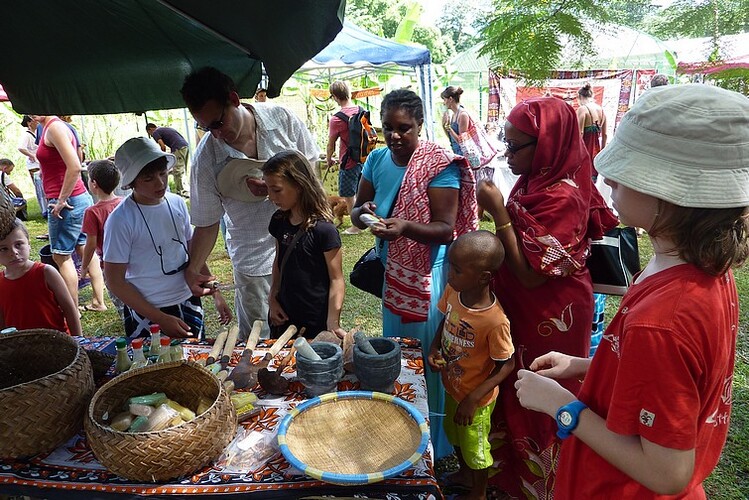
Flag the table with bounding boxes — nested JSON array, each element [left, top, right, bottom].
[[0, 337, 441, 499]]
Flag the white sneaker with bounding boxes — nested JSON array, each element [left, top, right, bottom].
[[343, 226, 362, 235]]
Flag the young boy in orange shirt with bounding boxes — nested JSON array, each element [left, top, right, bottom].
[[428, 230, 515, 500]]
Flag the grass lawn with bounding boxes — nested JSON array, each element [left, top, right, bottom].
[[18, 198, 748, 498]]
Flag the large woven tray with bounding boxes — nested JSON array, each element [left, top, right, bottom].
[[0, 329, 94, 458], [85, 360, 236, 482], [278, 391, 429, 485]]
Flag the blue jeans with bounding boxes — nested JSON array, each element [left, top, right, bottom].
[[48, 192, 93, 254]]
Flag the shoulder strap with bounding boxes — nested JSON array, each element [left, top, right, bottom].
[[278, 226, 306, 278], [333, 111, 348, 122]]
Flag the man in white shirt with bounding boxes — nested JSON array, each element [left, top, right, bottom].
[[180, 67, 319, 339]]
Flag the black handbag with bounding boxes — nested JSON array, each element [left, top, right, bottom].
[[349, 245, 385, 298], [587, 226, 641, 296]]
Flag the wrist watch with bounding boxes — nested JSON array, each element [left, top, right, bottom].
[[555, 400, 588, 439]]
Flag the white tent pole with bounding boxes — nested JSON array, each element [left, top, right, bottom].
[[418, 63, 434, 141]]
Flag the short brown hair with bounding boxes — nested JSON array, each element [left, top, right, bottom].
[[329, 81, 350, 101], [650, 202, 749, 275]]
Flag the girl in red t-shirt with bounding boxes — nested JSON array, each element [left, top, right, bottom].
[[514, 84, 749, 498]]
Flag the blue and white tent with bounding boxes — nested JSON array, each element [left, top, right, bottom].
[[296, 23, 435, 139]]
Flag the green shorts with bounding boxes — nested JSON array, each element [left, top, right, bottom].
[[443, 393, 495, 470]]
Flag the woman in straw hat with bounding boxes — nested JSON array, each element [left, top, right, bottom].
[[515, 84, 749, 498]]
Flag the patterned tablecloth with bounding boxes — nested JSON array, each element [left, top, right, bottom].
[[0, 337, 440, 499]]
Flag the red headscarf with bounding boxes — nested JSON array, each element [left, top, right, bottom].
[[506, 97, 617, 276]]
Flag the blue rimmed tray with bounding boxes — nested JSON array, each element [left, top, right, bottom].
[[277, 390, 429, 485]]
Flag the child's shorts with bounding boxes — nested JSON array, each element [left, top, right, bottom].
[[444, 393, 495, 470]]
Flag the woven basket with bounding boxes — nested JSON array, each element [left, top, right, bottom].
[[0, 189, 17, 239], [85, 360, 236, 482], [0, 329, 95, 458], [278, 391, 429, 485]]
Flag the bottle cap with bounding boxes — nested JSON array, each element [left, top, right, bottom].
[[132, 338, 143, 349], [160, 336, 171, 347], [150, 324, 160, 334], [116, 337, 127, 349]]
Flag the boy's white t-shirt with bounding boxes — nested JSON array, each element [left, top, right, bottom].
[[103, 192, 193, 308]]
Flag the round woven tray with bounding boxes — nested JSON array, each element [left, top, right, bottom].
[[0, 329, 95, 458], [85, 360, 236, 482], [278, 391, 429, 485]]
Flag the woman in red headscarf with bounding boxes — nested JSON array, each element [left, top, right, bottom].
[[476, 97, 617, 498]]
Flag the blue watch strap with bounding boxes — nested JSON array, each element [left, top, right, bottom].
[[556, 400, 588, 439]]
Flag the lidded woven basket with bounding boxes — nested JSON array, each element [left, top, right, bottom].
[[0, 329, 95, 458], [85, 360, 236, 482], [0, 189, 17, 239]]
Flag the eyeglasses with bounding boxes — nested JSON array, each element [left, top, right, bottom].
[[504, 140, 537, 154], [196, 107, 226, 132], [133, 198, 191, 276]]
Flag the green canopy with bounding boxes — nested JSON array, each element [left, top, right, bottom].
[[0, 0, 344, 115]]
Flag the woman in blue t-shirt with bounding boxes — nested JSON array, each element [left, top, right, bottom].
[[350, 88, 478, 459]]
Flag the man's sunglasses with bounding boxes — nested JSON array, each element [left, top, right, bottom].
[[504, 140, 537, 154], [196, 108, 226, 132]]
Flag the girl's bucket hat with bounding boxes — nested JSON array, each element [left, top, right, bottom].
[[595, 84, 749, 208]]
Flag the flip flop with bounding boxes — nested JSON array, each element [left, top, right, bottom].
[[79, 305, 107, 313]]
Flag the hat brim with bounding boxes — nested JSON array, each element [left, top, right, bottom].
[[595, 136, 749, 209], [121, 153, 176, 189], [217, 158, 267, 203]]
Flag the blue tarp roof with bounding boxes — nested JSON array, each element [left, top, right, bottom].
[[308, 22, 430, 68]]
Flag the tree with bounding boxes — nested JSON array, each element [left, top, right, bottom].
[[480, 0, 612, 84], [478, 0, 656, 84], [345, 0, 456, 63]]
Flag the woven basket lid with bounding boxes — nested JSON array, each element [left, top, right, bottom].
[[278, 391, 428, 485], [0, 191, 16, 240]]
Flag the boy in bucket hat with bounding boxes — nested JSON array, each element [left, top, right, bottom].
[[103, 137, 232, 339], [514, 84, 749, 498]]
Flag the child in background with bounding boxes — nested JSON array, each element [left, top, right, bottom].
[[262, 150, 345, 340], [104, 137, 231, 339], [81, 159, 123, 316], [514, 84, 749, 497], [428, 230, 515, 500], [0, 218, 81, 335]]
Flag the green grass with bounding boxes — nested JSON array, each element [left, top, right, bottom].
[[17, 201, 748, 498]]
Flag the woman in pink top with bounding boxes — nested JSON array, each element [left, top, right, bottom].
[[31, 114, 101, 310]]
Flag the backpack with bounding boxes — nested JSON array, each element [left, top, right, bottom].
[[334, 106, 378, 168]]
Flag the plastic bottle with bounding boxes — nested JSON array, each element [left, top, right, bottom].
[[115, 337, 132, 374], [131, 338, 149, 369], [157, 336, 172, 363], [149, 324, 161, 358], [170, 339, 184, 362]]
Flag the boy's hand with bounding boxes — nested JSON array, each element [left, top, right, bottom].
[[157, 313, 193, 339], [455, 394, 479, 426], [427, 350, 447, 372]]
